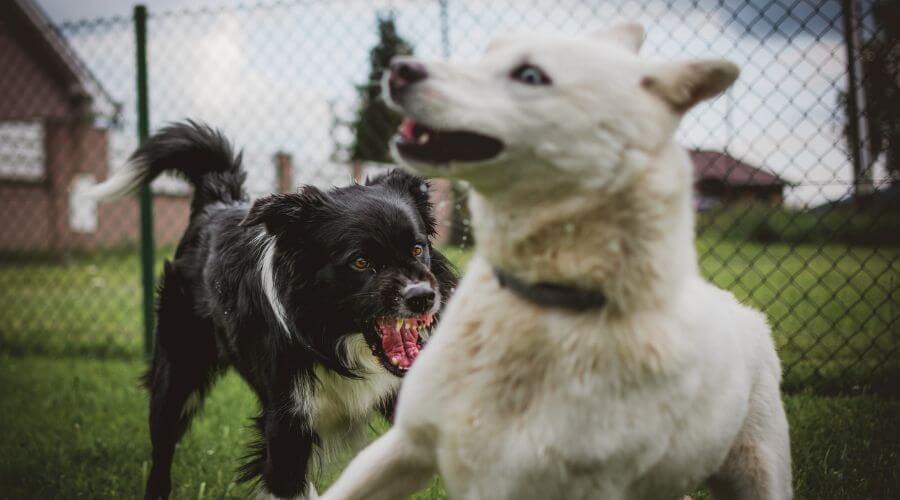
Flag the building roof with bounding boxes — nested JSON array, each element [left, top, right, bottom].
[[1, 0, 119, 123], [690, 149, 789, 187]]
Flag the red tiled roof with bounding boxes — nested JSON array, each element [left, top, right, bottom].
[[690, 150, 787, 187]]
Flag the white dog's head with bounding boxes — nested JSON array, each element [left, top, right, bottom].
[[383, 24, 738, 196]]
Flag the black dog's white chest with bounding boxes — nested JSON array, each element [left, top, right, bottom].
[[292, 335, 400, 437]]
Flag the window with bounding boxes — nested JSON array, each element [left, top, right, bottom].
[[0, 122, 45, 180]]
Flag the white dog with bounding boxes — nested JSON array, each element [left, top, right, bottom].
[[323, 24, 792, 500]]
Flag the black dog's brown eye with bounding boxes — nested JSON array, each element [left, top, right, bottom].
[[352, 257, 370, 270], [412, 244, 425, 257], [511, 64, 552, 86]]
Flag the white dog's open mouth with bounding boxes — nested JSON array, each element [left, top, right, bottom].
[[394, 118, 504, 165]]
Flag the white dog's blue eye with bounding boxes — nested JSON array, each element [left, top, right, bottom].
[[511, 64, 552, 86]]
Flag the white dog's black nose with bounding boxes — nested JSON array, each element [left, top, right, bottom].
[[389, 59, 428, 97], [402, 282, 436, 314]]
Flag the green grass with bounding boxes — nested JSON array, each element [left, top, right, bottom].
[[0, 237, 897, 498], [698, 205, 900, 247], [0, 251, 145, 359], [0, 355, 896, 499], [1, 237, 896, 394], [694, 238, 899, 395]]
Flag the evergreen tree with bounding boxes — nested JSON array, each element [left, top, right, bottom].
[[841, 0, 900, 185], [350, 15, 413, 163]]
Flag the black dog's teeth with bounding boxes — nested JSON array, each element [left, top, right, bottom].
[[368, 314, 437, 377]]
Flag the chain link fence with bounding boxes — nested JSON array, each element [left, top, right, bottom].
[[0, 0, 896, 394]]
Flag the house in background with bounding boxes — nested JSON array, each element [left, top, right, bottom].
[[2, 0, 778, 254], [0, 0, 439, 254], [690, 149, 790, 210], [0, 0, 197, 253]]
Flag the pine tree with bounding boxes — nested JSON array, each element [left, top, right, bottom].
[[840, 0, 899, 185], [350, 15, 413, 164]]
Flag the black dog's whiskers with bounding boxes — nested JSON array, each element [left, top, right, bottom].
[[91, 121, 457, 500]]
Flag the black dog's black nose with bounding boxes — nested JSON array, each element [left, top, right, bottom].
[[403, 282, 436, 314], [389, 59, 428, 96]]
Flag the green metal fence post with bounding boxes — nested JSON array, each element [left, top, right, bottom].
[[134, 5, 155, 359]]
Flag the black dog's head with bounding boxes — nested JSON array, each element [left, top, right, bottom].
[[241, 170, 457, 377]]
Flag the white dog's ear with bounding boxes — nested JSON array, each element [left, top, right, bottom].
[[641, 59, 739, 112], [593, 22, 645, 53]]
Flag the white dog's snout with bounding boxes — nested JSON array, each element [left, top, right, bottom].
[[385, 56, 429, 107]]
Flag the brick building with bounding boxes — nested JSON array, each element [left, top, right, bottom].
[[0, 0, 194, 253], [691, 149, 790, 210], [0, 0, 452, 254]]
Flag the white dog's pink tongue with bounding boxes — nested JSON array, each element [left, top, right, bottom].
[[399, 118, 416, 142]]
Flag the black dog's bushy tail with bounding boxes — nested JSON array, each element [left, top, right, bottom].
[[89, 120, 246, 212]]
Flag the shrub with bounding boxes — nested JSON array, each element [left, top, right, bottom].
[[697, 204, 900, 246]]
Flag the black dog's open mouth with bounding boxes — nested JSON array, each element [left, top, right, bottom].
[[366, 313, 435, 376], [394, 118, 504, 165]]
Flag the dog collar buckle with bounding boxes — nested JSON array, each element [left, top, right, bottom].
[[494, 269, 607, 312]]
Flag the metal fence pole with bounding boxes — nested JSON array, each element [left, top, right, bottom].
[[841, 0, 874, 199], [134, 5, 155, 359]]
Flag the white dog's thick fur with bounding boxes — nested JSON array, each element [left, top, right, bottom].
[[323, 25, 792, 500]]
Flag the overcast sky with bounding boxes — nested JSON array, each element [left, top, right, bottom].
[[39, 0, 218, 22], [34, 0, 882, 206]]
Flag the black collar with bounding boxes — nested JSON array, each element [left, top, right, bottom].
[[494, 268, 607, 312]]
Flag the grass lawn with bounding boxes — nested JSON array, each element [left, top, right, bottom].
[[0, 355, 897, 499], [1, 237, 897, 393], [0, 237, 897, 497]]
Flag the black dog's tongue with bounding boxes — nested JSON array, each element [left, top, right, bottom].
[[382, 324, 418, 369], [379, 319, 419, 369], [376, 316, 434, 370]]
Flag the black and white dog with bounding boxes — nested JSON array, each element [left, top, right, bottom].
[[90, 121, 457, 499]]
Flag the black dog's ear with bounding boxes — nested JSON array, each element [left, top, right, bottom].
[[240, 185, 328, 236], [368, 169, 437, 236]]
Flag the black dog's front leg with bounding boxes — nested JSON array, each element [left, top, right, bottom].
[[261, 403, 319, 499]]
